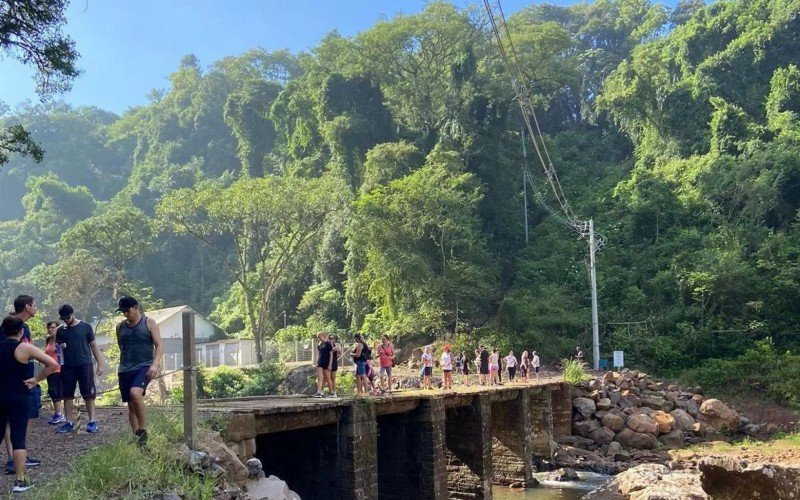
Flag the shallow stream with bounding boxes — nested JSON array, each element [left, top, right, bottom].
[[492, 471, 612, 500]]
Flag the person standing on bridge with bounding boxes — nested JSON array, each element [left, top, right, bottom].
[[531, 351, 541, 381], [421, 346, 433, 390], [55, 304, 106, 434], [313, 332, 333, 398], [520, 351, 529, 383], [377, 335, 395, 395], [351, 334, 370, 396], [504, 351, 518, 382], [575, 346, 584, 364], [440, 345, 453, 390], [0, 315, 58, 493], [115, 296, 164, 447], [489, 348, 500, 385], [478, 346, 489, 385], [329, 334, 340, 397]]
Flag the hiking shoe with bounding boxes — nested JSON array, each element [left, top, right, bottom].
[[134, 429, 148, 448], [56, 422, 76, 434], [312, 392, 324, 398], [12, 477, 33, 493], [86, 421, 99, 433], [5, 460, 13, 475], [25, 458, 40, 467], [47, 413, 65, 425], [327, 392, 338, 398]]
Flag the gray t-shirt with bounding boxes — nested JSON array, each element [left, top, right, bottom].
[[56, 321, 95, 366]]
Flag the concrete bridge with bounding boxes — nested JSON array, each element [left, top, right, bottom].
[[201, 379, 572, 499]]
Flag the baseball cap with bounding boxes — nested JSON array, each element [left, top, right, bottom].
[[116, 296, 139, 312], [58, 304, 74, 320]]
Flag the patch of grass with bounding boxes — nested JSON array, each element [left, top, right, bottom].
[[562, 358, 591, 384], [33, 410, 219, 500]]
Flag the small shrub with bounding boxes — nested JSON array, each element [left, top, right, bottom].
[[562, 358, 591, 384], [196, 362, 286, 399], [336, 371, 356, 396]]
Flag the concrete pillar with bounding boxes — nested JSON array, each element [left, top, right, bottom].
[[529, 387, 555, 459], [338, 403, 378, 500], [490, 390, 534, 484], [550, 382, 573, 438], [445, 394, 493, 499], [416, 399, 448, 499]]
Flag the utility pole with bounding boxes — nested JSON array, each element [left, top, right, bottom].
[[589, 219, 600, 371], [521, 124, 529, 246]]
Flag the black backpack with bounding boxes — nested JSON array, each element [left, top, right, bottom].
[[362, 344, 372, 361]]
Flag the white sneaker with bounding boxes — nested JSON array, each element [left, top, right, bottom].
[[327, 392, 338, 398], [312, 393, 323, 398]]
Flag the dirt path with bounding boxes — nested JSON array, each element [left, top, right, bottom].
[[0, 406, 130, 493]]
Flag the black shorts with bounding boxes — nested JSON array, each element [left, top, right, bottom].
[[533, 366, 540, 373], [61, 364, 96, 400], [423, 367, 432, 377], [317, 356, 331, 370], [119, 366, 150, 403], [47, 373, 64, 402], [0, 397, 28, 450], [480, 363, 489, 375], [463, 365, 470, 375]]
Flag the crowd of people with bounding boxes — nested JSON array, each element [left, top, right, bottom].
[[0, 294, 163, 493], [313, 334, 553, 398]]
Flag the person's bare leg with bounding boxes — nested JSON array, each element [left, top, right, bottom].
[[86, 398, 96, 422], [64, 398, 76, 423], [4, 427, 11, 464], [128, 388, 147, 431], [12, 449, 26, 480], [53, 400, 63, 415], [315, 367, 324, 393]]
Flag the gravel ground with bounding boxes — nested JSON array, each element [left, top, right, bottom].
[[0, 406, 131, 494]]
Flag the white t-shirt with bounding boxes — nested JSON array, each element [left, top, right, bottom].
[[422, 352, 433, 367], [505, 355, 517, 367], [532, 355, 540, 368], [440, 352, 453, 371]]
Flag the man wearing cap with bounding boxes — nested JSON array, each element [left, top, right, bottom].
[[115, 296, 163, 446], [55, 304, 106, 434]]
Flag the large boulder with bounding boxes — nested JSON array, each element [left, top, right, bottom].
[[699, 399, 741, 432], [574, 419, 601, 438], [279, 365, 315, 395], [671, 409, 696, 431], [626, 414, 659, 435], [615, 428, 658, 449], [596, 398, 613, 411], [653, 411, 676, 435], [584, 463, 708, 499], [658, 429, 685, 450], [589, 426, 616, 445], [642, 396, 675, 412], [573, 397, 597, 419], [246, 474, 301, 500], [602, 413, 626, 432], [699, 457, 800, 499]]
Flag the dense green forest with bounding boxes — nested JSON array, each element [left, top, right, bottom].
[[1, 0, 799, 377]]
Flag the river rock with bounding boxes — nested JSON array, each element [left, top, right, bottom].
[[590, 426, 616, 445], [574, 419, 601, 438], [699, 457, 800, 499], [658, 429, 685, 449], [245, 474, 301, 500], [573, 397, 597, 419], [602, 413, 626, 432], [671, 409, 696, 431], [699, 399, 740, 432], [642, 396, 674, 412], [615, 428, 658, 449], [551, 467, 579, 481], [584, 463, 708, 499], [596, 398, 612, 411], [626, 414, 658, 435], [653, 411, 676, 435]]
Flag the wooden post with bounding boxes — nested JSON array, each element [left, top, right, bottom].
[[182, 311, 197, 449]]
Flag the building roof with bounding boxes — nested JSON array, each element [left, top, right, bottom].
[[146, 305, 192, 324]]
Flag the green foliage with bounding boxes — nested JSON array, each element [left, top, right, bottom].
[[33, 410, 218, 500], [684, 339, 800, 408], [562, 358, 591, 384], [197, 362, 285, 399]]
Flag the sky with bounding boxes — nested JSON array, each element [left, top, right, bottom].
[[0, 0, 679, 115]]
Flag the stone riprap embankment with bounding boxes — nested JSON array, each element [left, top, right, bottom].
[[553, 368, 760, 474]]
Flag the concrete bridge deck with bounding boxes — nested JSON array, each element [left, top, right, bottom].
[[200, 379, 573, 500]]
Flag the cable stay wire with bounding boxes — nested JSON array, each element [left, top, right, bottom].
[[483, 0, 608, 254]]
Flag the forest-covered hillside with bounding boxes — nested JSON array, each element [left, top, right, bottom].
[[1, 0, 799, 376]]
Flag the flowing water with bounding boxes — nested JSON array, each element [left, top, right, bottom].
[[492, 471, 612, 500]]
